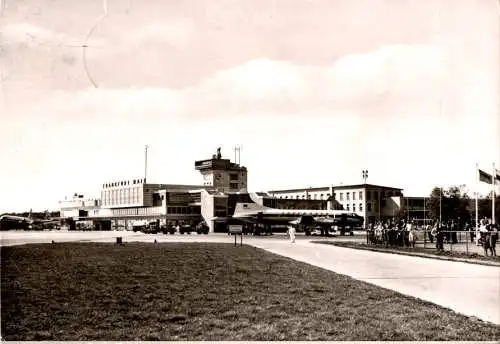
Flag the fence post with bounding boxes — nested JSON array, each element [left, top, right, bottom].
[[423, 227, 427, 249], [449, 230, 452, 253], [466, 229, 469, 255]]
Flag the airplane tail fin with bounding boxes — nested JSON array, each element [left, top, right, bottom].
[[233, 202, 269, 217]]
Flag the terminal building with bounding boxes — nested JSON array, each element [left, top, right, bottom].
[[269, 185, 404, 226], [58, 148, 411, 232]]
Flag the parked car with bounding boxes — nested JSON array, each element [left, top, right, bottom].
[[196, 221, 209, 234], [161, 225, 176, 235], [179, 224, 192, 235]]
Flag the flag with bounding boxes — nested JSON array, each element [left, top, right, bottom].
[[478, 169, 494, 184], [495, 169, 500, 185]]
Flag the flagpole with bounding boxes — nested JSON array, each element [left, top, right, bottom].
[[476, 163, 479, 234], [493, 162, 496, 225], [439, 186, 442, 223]]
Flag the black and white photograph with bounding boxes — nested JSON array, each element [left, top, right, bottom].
[[1, 0, 499, 341]]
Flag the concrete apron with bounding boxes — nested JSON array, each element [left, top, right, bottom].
[[248, 240, 500, 325]]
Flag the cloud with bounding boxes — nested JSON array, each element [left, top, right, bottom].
[[8, 43, 450, 128], [7, 43, 453, 126], [184, 44, 449, 119], [2, 44, 496, 195], [1, 22, 80, 47], [128, 19, 196, 46]]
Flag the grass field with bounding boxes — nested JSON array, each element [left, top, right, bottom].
[[1, 243, 499, 341], [316, 241, 500, 265]]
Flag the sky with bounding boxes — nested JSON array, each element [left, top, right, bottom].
[[1, 0, 499, 213]]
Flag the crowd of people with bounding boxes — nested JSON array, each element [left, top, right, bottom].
[[367, 218, 499, 256], [367, 219, 418, 248]]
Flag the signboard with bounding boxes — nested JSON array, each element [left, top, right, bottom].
[[228, 225, 243, 234]]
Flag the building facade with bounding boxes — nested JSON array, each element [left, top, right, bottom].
[[402, 196, 432, 224], [59, 148, 412, 232], [195, 148, 248, 193], [269, 184, 404, 227], [59, 193, 101, 218]]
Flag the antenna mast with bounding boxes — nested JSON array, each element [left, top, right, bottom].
[[144, 145, 149, 182]]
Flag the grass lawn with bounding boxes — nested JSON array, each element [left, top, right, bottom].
[[1, 243, 499, 341], [316, 241, 500, 265]]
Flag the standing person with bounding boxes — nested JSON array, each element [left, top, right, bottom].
[[288, 225, 296, 243], [436, 222, 444, 252], [469, 221, 475, 243], [405, 220, 413, 247], [478, 219, 488, 246], [451, 220, 458, 244], [428, 221, 435, 244], [489, 223, 498, 256]]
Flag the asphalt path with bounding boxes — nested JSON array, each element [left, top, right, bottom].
[[1, 231, 499, 325]]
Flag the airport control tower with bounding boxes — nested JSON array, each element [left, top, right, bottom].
[[195, 147, 248, 193]]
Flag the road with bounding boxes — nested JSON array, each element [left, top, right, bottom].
[[1, 230, 499, 324]]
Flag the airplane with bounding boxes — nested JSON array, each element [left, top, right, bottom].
[[231, 202, 364, 235], [0, 214, 61, 231]]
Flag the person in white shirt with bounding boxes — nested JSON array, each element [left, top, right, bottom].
[[477, 219, 488, 246], [288, 225, 296, 243]]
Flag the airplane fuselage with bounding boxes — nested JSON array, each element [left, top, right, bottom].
[[232, 203, 364, 228]]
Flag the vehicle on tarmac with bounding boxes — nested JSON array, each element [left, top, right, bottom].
[[158, 221, 208, 235], [195, 221, 209, 234], [161, 225, 176, 235], [232, 202, 363, 236]]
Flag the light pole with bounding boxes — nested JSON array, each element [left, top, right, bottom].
[[362, 170, 368, 229], [362, 170, 368, 184]]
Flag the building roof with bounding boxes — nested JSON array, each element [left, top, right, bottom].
[[269, 183, 403, 193]]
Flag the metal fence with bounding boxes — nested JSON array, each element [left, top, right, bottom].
[[366, 229, 498, 256]]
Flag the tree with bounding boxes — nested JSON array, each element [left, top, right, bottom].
[[426, 187, 443, 221], [426, 185, 471, 223], [477, 192, 500, 223]]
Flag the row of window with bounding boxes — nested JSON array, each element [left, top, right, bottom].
[[343, 202, 382, 213], [112, 207, 161, 216], [279, 194, 330, 200], [340, 191, 363, 201], [167, 206, 201, 215], [345, 203, 364, 212], [277, 190, 401, 201], [102, 188, 142, 206]]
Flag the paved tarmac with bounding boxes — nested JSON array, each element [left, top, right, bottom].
[[250, 239, 500, 325], [1, 231, 499, 325]]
